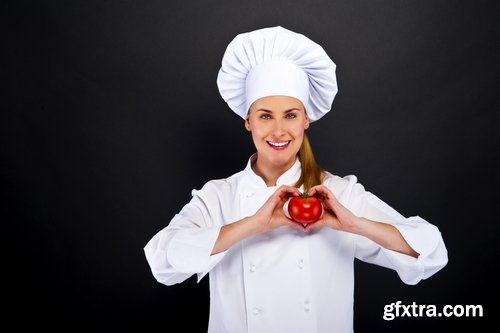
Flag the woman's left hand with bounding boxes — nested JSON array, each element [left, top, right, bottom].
[[303, 185, 359, 232]]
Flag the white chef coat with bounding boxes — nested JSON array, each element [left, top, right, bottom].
[[144, 155, 448, 333]]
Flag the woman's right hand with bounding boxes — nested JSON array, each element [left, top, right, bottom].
[[212, 185, 302, 255], [252, 185, 304, 232]]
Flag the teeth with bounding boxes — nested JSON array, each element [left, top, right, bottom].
[[268, 141, 290, 147]]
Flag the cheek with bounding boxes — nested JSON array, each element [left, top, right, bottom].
[[250, 128, 266, 144], [249, 124, 267, 138], [291, 127, 305, 140]]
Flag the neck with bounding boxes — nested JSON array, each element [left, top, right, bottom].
[[251, 154, 296, 187]]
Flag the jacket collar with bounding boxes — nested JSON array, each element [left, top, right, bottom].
[[243, 153, 302, 189]]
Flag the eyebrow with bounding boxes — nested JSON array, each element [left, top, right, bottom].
[[256, 108, 301, 113]]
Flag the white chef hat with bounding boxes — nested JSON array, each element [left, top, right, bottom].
[[217, 26, 338, 122]]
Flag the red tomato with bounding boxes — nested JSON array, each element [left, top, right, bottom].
[[284, 193, 323, 224]]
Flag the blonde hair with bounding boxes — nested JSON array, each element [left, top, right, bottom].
[[294, 133, 325, 192]]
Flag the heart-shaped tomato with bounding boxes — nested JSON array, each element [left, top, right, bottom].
[[284, 192, 323, 224]]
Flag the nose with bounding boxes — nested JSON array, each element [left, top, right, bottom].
[[271, 119, 286, 138]]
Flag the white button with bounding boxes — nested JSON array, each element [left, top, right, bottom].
[[304, 300, 310, 312], [246, 192, 254, 197], [298, 258, 304, 269], [250, 264, 256, 272], [252, 307, 260, 315]]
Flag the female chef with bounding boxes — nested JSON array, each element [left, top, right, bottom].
[[144, 26, 448, 333]]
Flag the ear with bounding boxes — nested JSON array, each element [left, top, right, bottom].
[[245, 117, 251, 131], [304, 113, 310, 130]]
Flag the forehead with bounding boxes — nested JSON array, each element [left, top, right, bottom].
[[250, 95, 304, 111]]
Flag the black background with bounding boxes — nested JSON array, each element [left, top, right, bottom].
[[3, 0, 498, 331]]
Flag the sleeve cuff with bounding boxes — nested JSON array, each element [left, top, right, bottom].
[[392, 216, 441, 258], [381, 248, 425, 285], [197, 251, 226, 282], [167, 225, 225, 275]]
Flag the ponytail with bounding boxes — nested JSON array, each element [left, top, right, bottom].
[[294, 133, 325, 192]]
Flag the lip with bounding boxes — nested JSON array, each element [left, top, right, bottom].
[[266, 140, 291, 150]]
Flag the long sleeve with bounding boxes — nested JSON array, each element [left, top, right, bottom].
[[330, 175, 448, 285], [144, 182, 229, 286]]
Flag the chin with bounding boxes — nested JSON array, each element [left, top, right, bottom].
[[269, 154, 296, 167]]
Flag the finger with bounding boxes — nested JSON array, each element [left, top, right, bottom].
[[309, 186, 340, 207], [287, 221, 307, 232], [277, 185, 301, 198], [303, 221, 320, 232], [307, 185, 329, 197]]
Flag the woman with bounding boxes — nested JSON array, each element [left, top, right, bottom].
[[144, 26, 448, 333]]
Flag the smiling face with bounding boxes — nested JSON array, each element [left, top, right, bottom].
[[246, 95, 309, 174]]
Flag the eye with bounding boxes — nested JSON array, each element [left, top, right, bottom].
[[285, 113, 297, 119], [259, 114, 271, 120]]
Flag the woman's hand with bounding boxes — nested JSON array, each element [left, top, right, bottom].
[[212, 185, 301, 254], [302, 185, 419, 257], [304, 185, 359, 232], [253, 185, 304, 233]]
